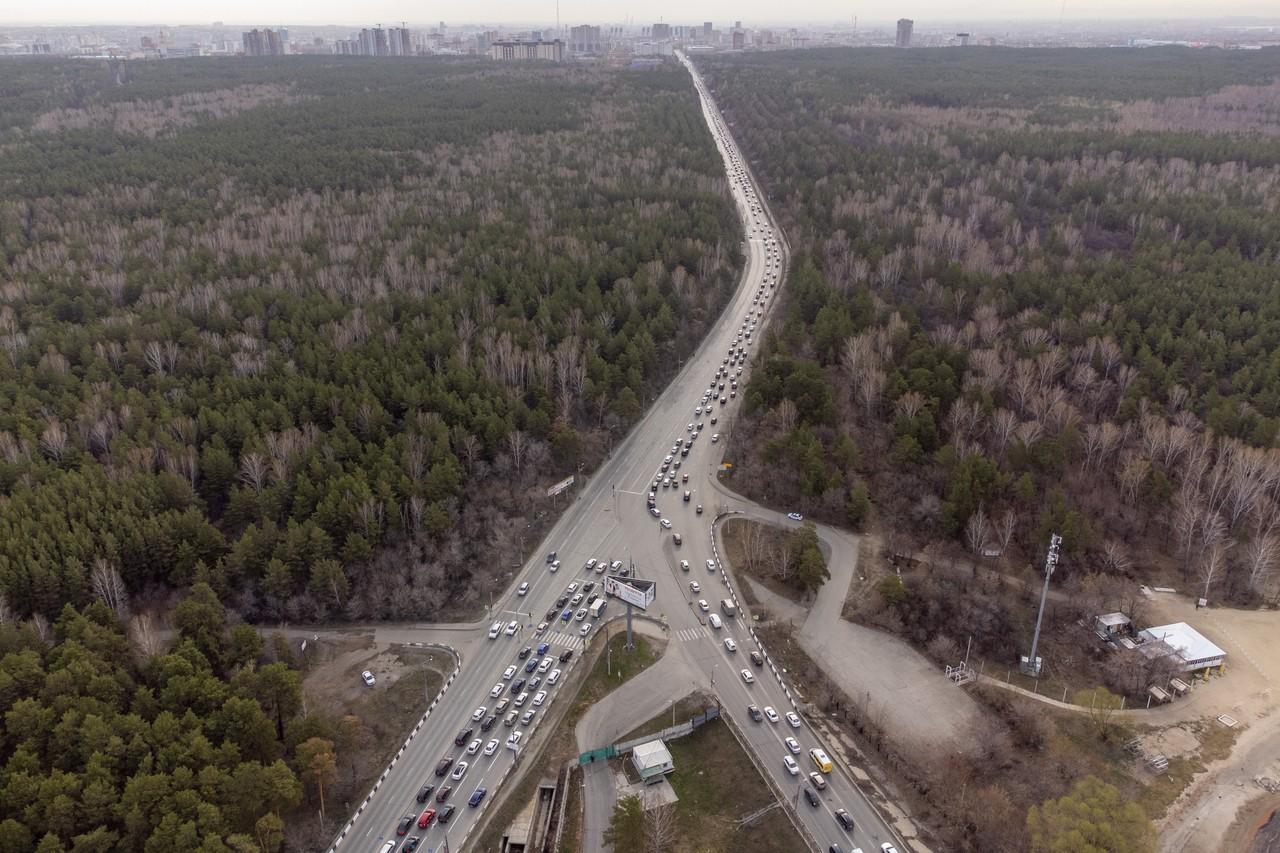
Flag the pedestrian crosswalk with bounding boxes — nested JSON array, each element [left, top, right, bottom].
[[548, 631, 583, 649], [676, 626, 709, 643]]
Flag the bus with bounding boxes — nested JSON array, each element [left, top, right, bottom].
[[809, 747, 833, 774]]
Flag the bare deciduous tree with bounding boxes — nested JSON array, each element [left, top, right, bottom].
[[966, 508, 991, 555], [91, 557, 130, 619], [239, 451, 269, 493]]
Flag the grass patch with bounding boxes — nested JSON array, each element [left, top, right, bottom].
[[572, 632, 659, 719], [662, 718, 805, 852], [618, 693, 714, 744]]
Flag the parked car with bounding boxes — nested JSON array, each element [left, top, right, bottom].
[[361, 670, 376, 687], [787, 512, 804, 521]]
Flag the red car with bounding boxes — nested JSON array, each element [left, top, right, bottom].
[[417, 808, 436, 829]]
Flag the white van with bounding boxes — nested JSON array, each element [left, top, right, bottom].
[[708, 613, 723, 630], [589, 599, 607, 619], [721, 599, 737, 618]]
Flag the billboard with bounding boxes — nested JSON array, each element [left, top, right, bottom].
[[545, 475, 575, 498], [604, 576, 655, 610]]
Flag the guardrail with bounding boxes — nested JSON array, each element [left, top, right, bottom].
[[720, 709, 822, 853], [326, 644, 461, 852]]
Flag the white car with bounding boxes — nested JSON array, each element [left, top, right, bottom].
[[783, 755, 799, 776], [585, 558, 597, 571], [505, 620, 518, 636], [680, 560, 690, 571], [536, 621, 549, 635], [507, 731, 523, 751], [711, 434, 720, 443], [724, 637, 737, 653], [786, 712, 801, 728], [574, 607, 588, 621], [763, 706, 779, 724], [547, 669, 561, 686], [660, 518, 672, 529], [570, 594, 584, 607], [517, 582, 529, 596], [550, 560, 560, 572], [741, 668, 755, 684], [488, 621, 502, 639], [566, 582, 579, 594], [537, 658, 552, 673], [483, 739, 499, 756], [698, 599, 709, 612], [579, 621, 593, 636], [706, 559, 716, 572], [471, 707, 487, 722], [490, 683, 504, 698], [689, 580, 701, 593], [784, 736, 801, 754], [649, 506, 661, 518], [532, 690, 547, 707], [452, 760, 470, 779], [787, 512, 804, 521], [503, 666, 517, 680], [465, 738, 482, 755], [361, 670, 376, 687], [708, 613, 722, 629], [881, 845, 900, 853]]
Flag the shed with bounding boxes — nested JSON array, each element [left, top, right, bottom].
[[1147, 685, 1171, 704], [1095, 612, 1131, 638], [630, 740, 674, 783], [1139, 622, 1226, 673]]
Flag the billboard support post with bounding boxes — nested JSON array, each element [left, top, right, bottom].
[[626, 602, 634, 649]]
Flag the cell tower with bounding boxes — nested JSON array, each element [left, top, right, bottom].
[[1021, 533, 1062, 677]]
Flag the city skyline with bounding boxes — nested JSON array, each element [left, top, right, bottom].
[[5, 0, 1280, 26]]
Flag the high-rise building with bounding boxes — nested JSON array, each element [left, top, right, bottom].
[[651, 23, 671, 40], [956, 32, 970, 46], [488, 39, 565, 62], [732, 29, 745, 49], [242, 28, 285, 56], [896, 18, 913, 48], [569, 25, 602, 54], [703, 22, 713, 36]]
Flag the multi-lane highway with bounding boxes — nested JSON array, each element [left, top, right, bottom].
[[332, 52, 904, 853]]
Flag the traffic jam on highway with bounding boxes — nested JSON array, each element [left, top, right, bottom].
[[678, 62, 897, 853]]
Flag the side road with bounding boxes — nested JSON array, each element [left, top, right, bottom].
[[574, 627, 708, 853]]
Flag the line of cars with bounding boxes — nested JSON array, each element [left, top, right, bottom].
[[384, 640, 574, 851], [686, 55, 903, 853]]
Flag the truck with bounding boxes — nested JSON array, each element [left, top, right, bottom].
[[721, 599, 737, 617], [589, 599, 607, 619]]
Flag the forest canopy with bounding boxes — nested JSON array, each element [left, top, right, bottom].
[[0, 56, 743, 622]]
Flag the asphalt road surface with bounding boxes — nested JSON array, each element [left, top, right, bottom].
[[329, 52, 904, 853]]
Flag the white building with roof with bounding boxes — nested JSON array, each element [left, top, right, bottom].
[[1139, 622, 1226, 673], [630, 740, 674, 783]]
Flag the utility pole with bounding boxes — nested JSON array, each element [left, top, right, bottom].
[[1022, 533, 1062, 676]]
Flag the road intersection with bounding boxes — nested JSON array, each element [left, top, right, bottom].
[[325, 52, 906, 853]]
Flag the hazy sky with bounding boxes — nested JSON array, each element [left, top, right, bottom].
[[5, 0, 1275, 26]]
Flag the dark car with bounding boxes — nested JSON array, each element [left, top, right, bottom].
[[416, 783, 436, 803], [555, 595, 569, 608], [749, 651, 764, 667], [468, 787, 488, 807], [510, 678, 526, 695], [403, 838, 421, 853], [581, 582, 595, 594], [454, 728, 473, 747], [748, 704, 763, 722], [537, 642, 550, 655], [561, 609, 573, 622], [524, 658, 538, 673], [546, 551, 557, 563], [434, 757, 454, 777], [835, 809, 855, 831], [480, 714, 498, 732], [437, 804, 456, 824], [396, 815, 414, 836], [829, 846, 844, 853], [518, 646, 532, 660], [559, 649, 574, 663], [804, 788, 820, 807], [545, 607, 559, 621], [435, 785, 452, 803]]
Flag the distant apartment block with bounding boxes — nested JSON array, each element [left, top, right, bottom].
[[896, 18, 914, 48], [488, 40, 565, 62], [651, 23, 672, 40], [242, 28, 285, 56], [335, 26, 413, 56], [569, 25, 602, 55]]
